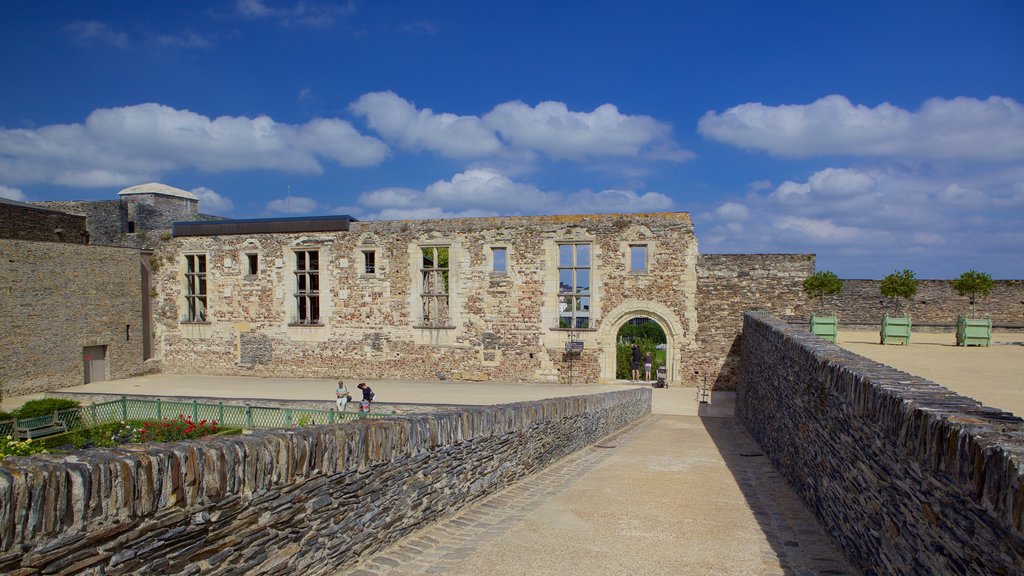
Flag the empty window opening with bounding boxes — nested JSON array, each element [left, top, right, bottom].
[[630, 245, 648, 273], [421, 246, 450, 327], [492, 247, 507, 273], [558, 243, 591, 329], [294, 250, 320, 325], [247, 253, 259, 275], [184, 254, 208, 322], [363, 250, 376, 274]]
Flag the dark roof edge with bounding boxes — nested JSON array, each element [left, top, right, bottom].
[[173, 215, 356, 237]]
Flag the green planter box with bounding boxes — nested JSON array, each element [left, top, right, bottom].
[[880, 315, 911, 345], [809, 314, 838, 343], [956, 316, 992, 347]]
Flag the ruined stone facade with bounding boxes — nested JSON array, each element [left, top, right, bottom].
[[0, 239, 145, 397], [153, 213, 717, 385]]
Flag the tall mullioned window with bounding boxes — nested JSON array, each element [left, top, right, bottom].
[[420, 246, 450, 327], [184, 254, 207, 322], [294, 250, 320, 325], [558, 243, 591, 328]]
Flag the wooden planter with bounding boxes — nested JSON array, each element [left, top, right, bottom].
[[809, 314, 838, 343], [956, 316, 992, 347], [880, 315, 911, 345]]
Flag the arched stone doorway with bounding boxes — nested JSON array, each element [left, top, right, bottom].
[[597, 300, 685, 385], [615, 318, 666, 381]]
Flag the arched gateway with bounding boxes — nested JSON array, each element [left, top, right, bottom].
[[597, 300, 689, 385]]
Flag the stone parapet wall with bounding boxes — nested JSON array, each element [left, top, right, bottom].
[[31, 200, 126, 246], [0, 388, 651, 575], [809, 279, 1024, 328], [0, 201, 89, 244], [695, 254, 813, 389], [737, 312, 1024, 574], [0, 240, 145, 397]]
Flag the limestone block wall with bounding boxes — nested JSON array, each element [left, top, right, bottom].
[[0, 388, 651, 575], [0, 200, 89, 244], [737, 312, 1024, 574], [695, 254, 813, 389], [817, 279, 1024, 328], [153, 213, 698, 385], [0, 240, 145, 397]]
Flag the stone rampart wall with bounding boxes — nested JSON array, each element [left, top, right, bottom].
[[695, 254, 813, 389], [811, 279, 1024, 328], [0, 240, 145, 397], [0, 201, 89, 244], [737, 312, 1024, 574], [31, 200, 126, 246], [0, 389, 651, 575]]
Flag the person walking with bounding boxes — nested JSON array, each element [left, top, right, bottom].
[[630, 344, 642, 382], [644, 351, 653, 382], [357, 382, 375, 412], [335, 380, 351, 411]]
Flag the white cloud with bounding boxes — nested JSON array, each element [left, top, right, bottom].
[[357, 168, 674, 220], [0, 103, 388, 187], [483, 101, 692, 161], [350, 92, 502, 158], [714, 202, 750, 221], [236, 0, 355, 27], [157, 32, 213, 49], [699, 95, 1024, 161], [266, 195, 319, 214], [0, 185, 26, 201], [191, 187, 234, 214], [63, 21, 128, 48], [350, 92, 692, 163]]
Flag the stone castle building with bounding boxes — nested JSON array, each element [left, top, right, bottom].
[[1, 183, 815, 397]]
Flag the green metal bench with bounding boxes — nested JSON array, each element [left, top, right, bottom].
[[15, 413, 68, 440]]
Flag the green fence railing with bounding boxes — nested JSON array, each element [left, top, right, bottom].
[[2, 398, 388, 440]]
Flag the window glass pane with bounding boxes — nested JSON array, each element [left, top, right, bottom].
[[310, 274, 319, 292], [575, 244, 590, 267], [310, 297, 319, 323], [297, 275, 307, 291], [297, 252, 307, 271], [493, 247, 506, 272], [559, 244, 573, 267], [576, 316, 590, 329], [579, 296, 590, 312], [559, 269, 573, 293], [309, 251, 318, 270], [576, 269, 590, 294], [298, 297, 307, 320], [631, 245, 647, 272]]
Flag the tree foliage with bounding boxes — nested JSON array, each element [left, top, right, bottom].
[[880, 269, 919, 316], [951, 270, 994, 316], [802, 270, 843, 311]]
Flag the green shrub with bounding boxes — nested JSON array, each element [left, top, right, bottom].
[[803, 270, 843, 312], [951, 270, 994, 316], [1, 437, 49, 459], [0, 411, 13, 421], [11, 398, 80, 419], [880, 269, 920, 316]]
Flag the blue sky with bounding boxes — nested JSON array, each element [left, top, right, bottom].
[[1, 0, 1022, 279]]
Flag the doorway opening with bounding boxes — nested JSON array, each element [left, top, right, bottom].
[[615, 317, 666, 382], [83, 345, 107, 384]]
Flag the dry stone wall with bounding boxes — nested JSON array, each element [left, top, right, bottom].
[[0, 239, 145, 397], [0, 200, 89, 245], [0, 388, 651, 575], [153, 213, 701, 386], [737, 312, 1024, 574], [695, 254, 813, 388], [813, 279, 1024, 329]]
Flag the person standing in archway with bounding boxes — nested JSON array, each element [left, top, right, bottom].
[[630, 343, 642, 382], [644, 351, 653, 382]]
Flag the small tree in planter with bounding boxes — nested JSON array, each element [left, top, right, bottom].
[[879, 269, 919, 345], [951, 270, 994, 346], [803, 270, 843, 342]]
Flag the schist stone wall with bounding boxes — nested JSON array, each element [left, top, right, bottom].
[[30, 200, 128, 247], [153, 213, 713, 386], [816, 279, 1024, 328], [0, 199, 89, 245], [0, 389, 651, 575], [737, 312, 1024, 575], [0, 239, 145, 397], [695, 254, 814, 388]]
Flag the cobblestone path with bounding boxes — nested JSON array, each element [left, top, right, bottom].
[[340, 415, 858, 576]]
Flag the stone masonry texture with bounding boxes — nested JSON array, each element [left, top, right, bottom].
[[0, 239, 145, 397], [0, 388, 651, 575], [737, 312, 1024, 575], [0, 200, 89, 245]]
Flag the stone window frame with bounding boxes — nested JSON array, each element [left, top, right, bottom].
[[361, 248, 378, 277], [629, 243, 649, 274], [182, 252, 209, 324], [489, 245, 508, 275], [557, 242, 592, 330], [417, 244, 454, 329], [291, 248, 322, 326]]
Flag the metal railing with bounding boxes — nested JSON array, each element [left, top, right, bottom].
[[2, 398, 388, 440]]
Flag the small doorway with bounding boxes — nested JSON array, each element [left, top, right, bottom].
[[83, 345, 107, 383], [615, 317, 667, 382]]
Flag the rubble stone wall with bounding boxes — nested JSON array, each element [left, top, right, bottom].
[[0, 201, 89, 244], [695, 254, 814, 388], [0, 388, 651, 575], [0, 239, 145, 397], [737, 312, 1024, 574]]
